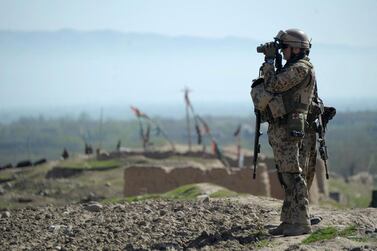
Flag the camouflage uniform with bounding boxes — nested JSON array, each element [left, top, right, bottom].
[[299, 125, 317, 190], [262, 56, 315, 227]]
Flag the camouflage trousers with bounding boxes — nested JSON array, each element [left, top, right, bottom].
[[280, 173, 310, 225], [268, 121, 317, 188], [268, 122, 310, 225], [299, 127, 317, 190], [268, 122, 301, 173]]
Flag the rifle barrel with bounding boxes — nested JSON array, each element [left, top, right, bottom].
[[253, 110, 261, 180]]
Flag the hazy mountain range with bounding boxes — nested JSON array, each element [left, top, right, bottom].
[[0, 30, 376, 122]]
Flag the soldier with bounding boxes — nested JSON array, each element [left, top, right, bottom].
[[251, 29, 315, 236]]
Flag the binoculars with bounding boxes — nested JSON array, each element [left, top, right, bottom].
[[256, 41, 285, 53]]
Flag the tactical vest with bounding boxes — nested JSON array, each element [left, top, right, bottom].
[[251, 58, 315, 121], [277, 58, 315, 117]]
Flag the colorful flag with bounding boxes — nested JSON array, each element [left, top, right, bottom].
[[197, 116, 210, 134], [130, 106, 141, 117], [130, 106, 149, 119], [211, 140, 221, 158]]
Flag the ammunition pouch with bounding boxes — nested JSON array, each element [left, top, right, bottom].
[[286, 112, 306, 139], [268, 95, 287, 118]]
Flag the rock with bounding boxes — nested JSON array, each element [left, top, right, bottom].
[[310, 216, 322, 225], [176, 211, 185, 219], [124, 244, 134, 251], [112, 227, 123, 233], [1, 211, 11, 218], [197, 194, 210, 203], [0, 186, 5, 195], [249, 212, 258, 220], [49, 224, 62, 232], [4, 182, 13, 189], [365, 229, 373, 234], [159, 209, 167, 216], [63, 225, 74, 236], [144, 206, 152, 214], [112, 204, 126, 212], [350, 247, 362, 251], [84, 202, 103, 212]]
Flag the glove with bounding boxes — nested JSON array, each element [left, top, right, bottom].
[[264, 42, 277, 61]]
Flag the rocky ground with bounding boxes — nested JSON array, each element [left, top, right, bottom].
[[1, 195, 377, 251], [1, 155, 377, 250]]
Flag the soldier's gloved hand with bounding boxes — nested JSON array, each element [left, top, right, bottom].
[[264, 42, 276, 63]]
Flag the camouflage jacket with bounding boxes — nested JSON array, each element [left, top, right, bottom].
[[261, 56, 316, 116]]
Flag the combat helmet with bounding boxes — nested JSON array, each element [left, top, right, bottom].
[[275, 29, 311, 49]]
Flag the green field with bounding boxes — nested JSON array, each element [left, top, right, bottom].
[[1, 112, 377, 177], [58, 159, 123, 170]]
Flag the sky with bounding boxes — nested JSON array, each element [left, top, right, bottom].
[[1, 0, 376, 47], [0, 0, 377, 117]]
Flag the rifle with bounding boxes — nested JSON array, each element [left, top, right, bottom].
[[251, 48, 281, 179], [316, 99, 336, 179], [253, 109, 262, 179], [317, 111, 329, 179]]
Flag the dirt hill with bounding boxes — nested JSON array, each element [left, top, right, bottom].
[[0, 153, 376, 250], [1, 195, 376, 250]]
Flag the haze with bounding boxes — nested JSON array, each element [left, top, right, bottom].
[[0, 0, 377, 119]]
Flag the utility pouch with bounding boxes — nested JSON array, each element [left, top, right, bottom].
[[287, 112, 306, 139], [268, 95, 287, 119]]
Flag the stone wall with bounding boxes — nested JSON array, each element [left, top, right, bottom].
[[121, 149, 325, 203], [124, 164, 271, 197], [101, 149, 216, 161]]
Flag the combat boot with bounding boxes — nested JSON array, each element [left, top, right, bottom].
[[268, 222, 290, 236], [283, 224, 312, 236]]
